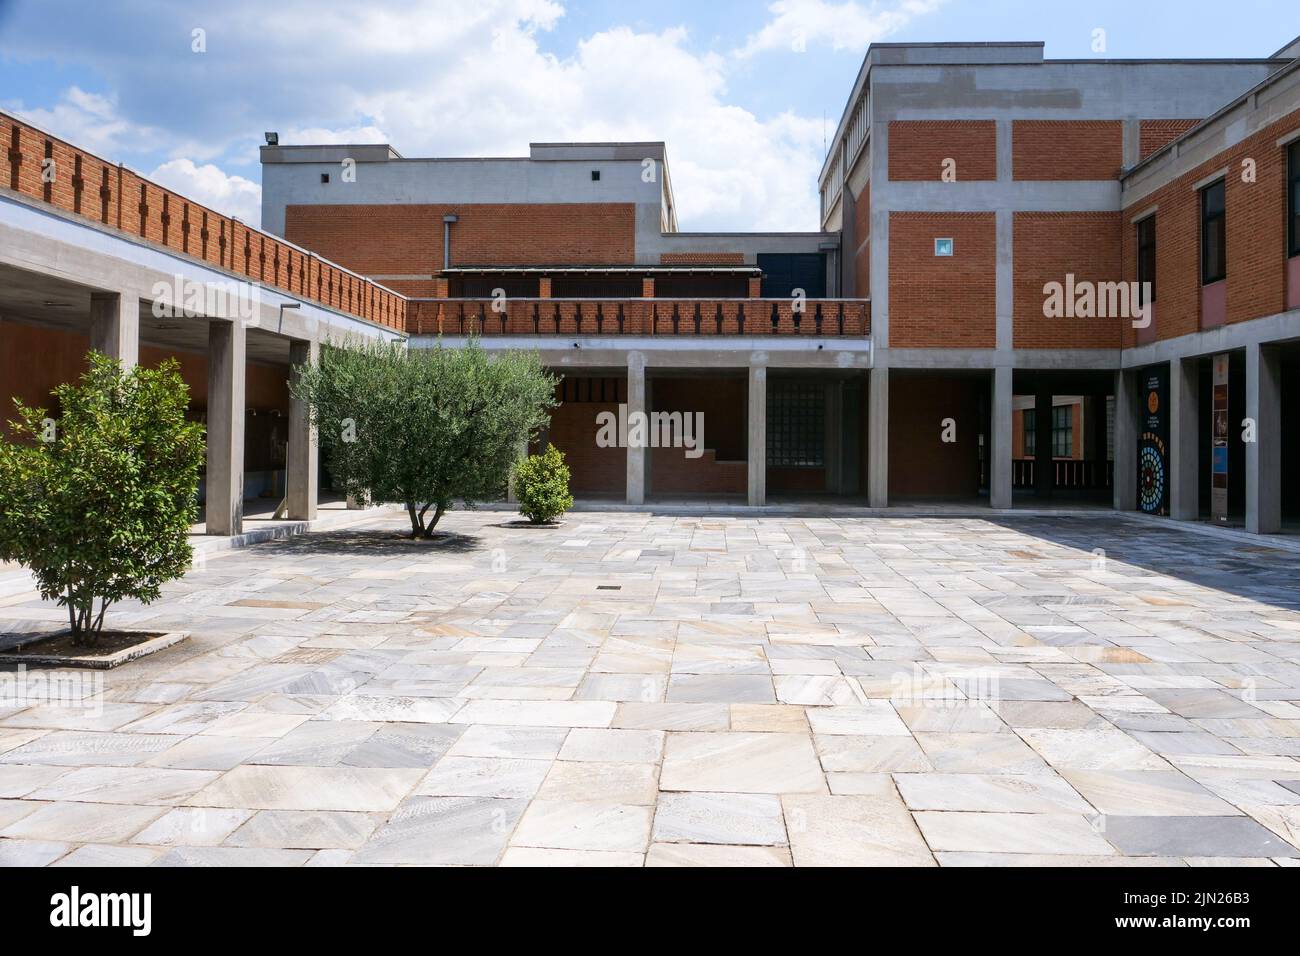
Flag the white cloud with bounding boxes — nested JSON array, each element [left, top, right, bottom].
[[736, 0, 946, 58], [1, 0, 944, 231], [149, 159, 262, 227], [3, 86, 152, 157]]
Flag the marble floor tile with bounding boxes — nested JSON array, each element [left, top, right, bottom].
[[914, 812, 1115, 856], [416, 756, 552, 799], [660, 732, 825, 794], [1061, 769, 1240, 816], [186, 765, 423, 811], [645, 843, 791, 867], [894, 772, 1094, 813], [510, 799, 653, 853], [351, 796, 526, 865], [652, 792, 786, 845], [783, 794, 935, 866]]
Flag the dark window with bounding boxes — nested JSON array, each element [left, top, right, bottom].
[[1289, 141, 1300, 258], [1052, 405, 1073, 459], [1023, 409, 1036, 457], [1136, 214, 1156, 304], [655, 275, 748, 297], [591, 170, 601, 181], [767, 382, 824, 468], [757, 253, 826, 299], [320, 173, 330, 183], [1201, 179, 1226, 284]]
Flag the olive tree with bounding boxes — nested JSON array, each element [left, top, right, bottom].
[[0, 353, 205, 645], [292, 339, 557, 538]]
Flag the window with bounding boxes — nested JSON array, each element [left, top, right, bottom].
[[1023, 409, 1036, 457], [591, 170, 601, 181], [1201, 179, 1226, 284], [767, 383, 824, 468], [1052, 405, 1073, 459], [320, 173, 330, 184], [1289, 141, 1300, 258], [1136, 214, 1156, 305]]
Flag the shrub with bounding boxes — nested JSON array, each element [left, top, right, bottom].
[[513, 443, 574, 524], [0, 353, 205, 645], [291, 339, 557, 537]]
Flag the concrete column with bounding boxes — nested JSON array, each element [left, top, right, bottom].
[[206, 320, 246, 536], [1113, 370, 1138, 512], [1034, 389, 1053, 498], [747, 364, 767, 506], [867, 367, 889, 508], [1245, 342, 1282, 534], [1170, 357, 1199, 521], [990, 366, 1013, 509], [824, 382, 843, 496], [89, 291, 140, 368], [286, 338, 319, 521], [626, 353, 646, 505]]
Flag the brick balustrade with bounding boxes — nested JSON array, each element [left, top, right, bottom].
[[408, 298, 870, 337], [1, 110, 407, 332]]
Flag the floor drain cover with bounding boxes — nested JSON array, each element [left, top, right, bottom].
[[596, 585, 622, 591]]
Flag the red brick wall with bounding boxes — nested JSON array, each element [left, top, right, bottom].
[[649, 377, 746, 494], [889, 120, 996, 181], [1139, 119, 1201, 159], [888, 212, 996, 348], [888, 373, 985, 498], [283, 202, 637, 276], [1121, 107, 1300, 346], [1013, 212, 1123, 349], [542, 377, 626, 496], [1013, 120, 1123, 181]]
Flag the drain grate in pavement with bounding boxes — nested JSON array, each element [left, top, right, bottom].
[[596, 585, 622, 591]]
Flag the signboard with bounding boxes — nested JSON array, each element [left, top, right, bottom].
[[1138, 366, 1169, 516], [1211, 353, 1229, 524]]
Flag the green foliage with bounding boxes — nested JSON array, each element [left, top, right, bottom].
[[513, 443, 574, 524], [291, 339, 557, 537], [0, 352, 205, 645]]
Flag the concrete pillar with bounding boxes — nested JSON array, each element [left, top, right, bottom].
[[1245, 342, 1282, 534], [867, 367, 889, 508], [1113, 370, 1138, 512], [990, 366, 1013, 509], [206, 320, 246, 536], [626, 353, 646, 505], [1170, 357, 1199, 521], [825, 382, 843, 496], [1034, 388, 1053, 498], [286, 338, 319, 521], [89, 291, 140, 368], [747, 364, 767, 506]]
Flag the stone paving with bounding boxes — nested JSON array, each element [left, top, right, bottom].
[[2, 510, 1300, 867]]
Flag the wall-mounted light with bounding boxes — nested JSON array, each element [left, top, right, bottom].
[[264, 132, 279, 146]]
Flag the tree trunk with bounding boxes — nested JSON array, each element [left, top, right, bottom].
[[405, 502, 422, 538], [422, 503, 447, 537]]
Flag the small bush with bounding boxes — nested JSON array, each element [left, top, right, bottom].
[[513, 444, 573, 524]]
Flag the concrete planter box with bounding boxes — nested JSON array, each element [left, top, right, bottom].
[[0, 631, 189, 669]]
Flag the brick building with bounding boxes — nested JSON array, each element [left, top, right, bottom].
[[3, 35, 1300, 533]]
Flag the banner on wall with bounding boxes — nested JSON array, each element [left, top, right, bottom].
[[1138, 366, 1169, 516], [1211, 353, 1229, 524]]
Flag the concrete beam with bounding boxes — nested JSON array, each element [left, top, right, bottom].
[[868, 367, 889, 508], [206, 320, 246, 536], [286, 337, 319, 521], [1170, 357, 1199, 521], [88, 291, 140, 368], [1245, 342, 1282, 534], [626, 352, 646, 505], [990, 366, 1013, 509], [747, 363, 767, 506], [1113, 369, 1138, 512]]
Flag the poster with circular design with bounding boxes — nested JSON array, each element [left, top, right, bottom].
[[1139, 444, 1165, 514]]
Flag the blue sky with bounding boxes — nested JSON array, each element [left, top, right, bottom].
[[0, 0, 1296, 231]]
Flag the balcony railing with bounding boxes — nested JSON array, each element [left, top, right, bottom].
[[408, 298, 870, 337]]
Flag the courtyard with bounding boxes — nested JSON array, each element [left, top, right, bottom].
[[1, 510, 1299, 867]]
